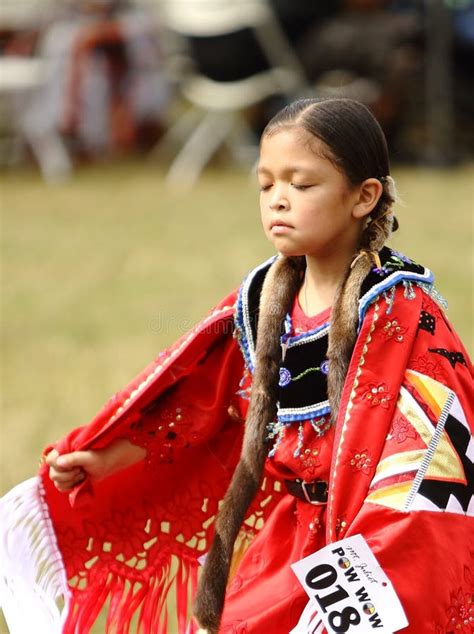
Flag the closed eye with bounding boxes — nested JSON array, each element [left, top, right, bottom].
[[259, 183, 272, 192], [292, 184, 312, 190]]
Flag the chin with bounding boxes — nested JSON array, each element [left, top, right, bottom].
[[273, 245, 306, 258], [267, 235, 307, 258], [277, 249, 305, 258]]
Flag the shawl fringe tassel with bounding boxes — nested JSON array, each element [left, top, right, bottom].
[[0, 478, 203, 634], [0, 477, 68, 634]]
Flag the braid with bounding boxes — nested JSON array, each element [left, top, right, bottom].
[[359, 176, 398, 255], [328, 175, 399, 420], [347, 176, 400, 273]]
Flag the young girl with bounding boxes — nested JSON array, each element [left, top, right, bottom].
[[1, 99, 472, 634]]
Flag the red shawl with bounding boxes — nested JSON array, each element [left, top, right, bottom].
[[1, 270, 473, 634]]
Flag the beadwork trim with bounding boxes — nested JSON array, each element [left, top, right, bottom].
[[358, 269, 433, 329], [277, 401, 331, 423], [267, 421, 286, 457], [266, 414, 332, 458], [234, 256, 276, 372], [235, 260, 332, 423], [284, 321, 330, 348], [417, 282, 449, 310], [235, 253, 434, 367]]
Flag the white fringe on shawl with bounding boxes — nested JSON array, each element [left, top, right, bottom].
[[0, 477, 69, 633]]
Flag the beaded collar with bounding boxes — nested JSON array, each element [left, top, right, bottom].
[[357, 247, 433, 325], [234, 247, 434, 426]]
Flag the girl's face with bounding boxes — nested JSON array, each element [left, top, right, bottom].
[[258, 128, 364, 259]]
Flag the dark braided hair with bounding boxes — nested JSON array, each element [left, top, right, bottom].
[[262, 97, 399, 254]]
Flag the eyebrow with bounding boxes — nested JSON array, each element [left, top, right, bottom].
[[256, 165, 314, 175]]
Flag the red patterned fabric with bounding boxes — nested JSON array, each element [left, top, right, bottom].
[[37, 284, 473, 633]]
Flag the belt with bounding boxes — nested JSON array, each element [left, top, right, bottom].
[[284, 479, 328, 505]]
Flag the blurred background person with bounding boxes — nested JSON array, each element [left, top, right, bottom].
[[0, 0, 170, 180]]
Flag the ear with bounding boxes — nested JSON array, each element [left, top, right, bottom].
[[351, 178, 383, 219]]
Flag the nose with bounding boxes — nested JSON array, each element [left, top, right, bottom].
[[269, 187, 290, 211]]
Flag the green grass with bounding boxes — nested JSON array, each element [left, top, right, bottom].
[[0, 160, 472, 632]]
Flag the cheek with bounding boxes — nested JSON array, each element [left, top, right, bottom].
[[299, 205, 320, 229]]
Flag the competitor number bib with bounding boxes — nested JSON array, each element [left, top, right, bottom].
[[291, 535, 408, 633]]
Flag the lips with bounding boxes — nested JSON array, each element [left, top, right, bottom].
[[270, 220, 293, 230]]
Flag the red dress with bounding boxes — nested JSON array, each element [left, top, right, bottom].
[[221, 300, 334, 633]]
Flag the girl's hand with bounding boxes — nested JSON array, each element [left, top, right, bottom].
[[45, 439, 146, 492], [45, 448, 109, 491]]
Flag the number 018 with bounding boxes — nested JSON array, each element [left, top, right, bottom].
[[305, 563, 361, 633]]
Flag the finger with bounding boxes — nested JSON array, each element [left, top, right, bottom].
[[54, 477, 84, 492], [55, 451, 94, 471], [45, 449, 59, 467], [46, 449, 77, 473], [53, 471, 86, 491], [50, 468, 83, 484]]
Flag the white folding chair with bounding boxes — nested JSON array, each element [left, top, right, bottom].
[[0, 0, 72, 182], [152, 0, 309, 187]]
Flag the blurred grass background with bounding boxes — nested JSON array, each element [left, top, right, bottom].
[[1, 162, 473, 496]]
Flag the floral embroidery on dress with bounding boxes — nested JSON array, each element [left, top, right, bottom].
[[294, 506, 322, 538], [100, 508, 153, 558], [128, 402, 205, 468], [444, 589, 474, 633], [409, 354, 448, 384], [363, 383, 393, 409], [54, 472, 282, 620], [388, 414, 419, 444], [437, 565, 474, 634], [382, 318, 407, 343], [349, 450, 373, 475], [162, 488, 217, 542], [55, 526, 91, 575], [298, 446, 321, 480]]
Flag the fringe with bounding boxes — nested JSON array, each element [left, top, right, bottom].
[[0, 477, 69, 634], [62, 553, 201, 634], [1, 479, 204, 633]]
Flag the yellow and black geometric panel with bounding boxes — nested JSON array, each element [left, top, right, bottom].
[[366, 370, 473, 515]]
